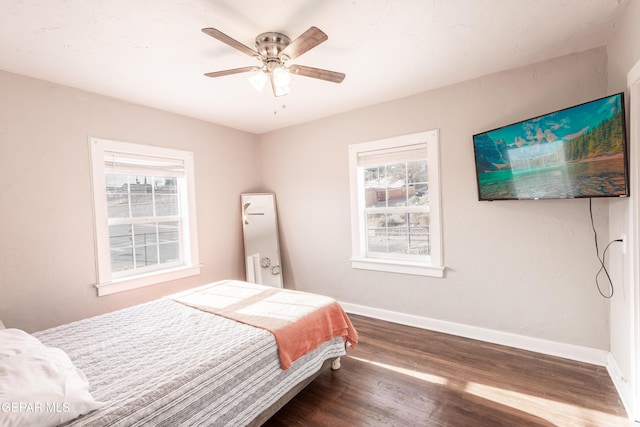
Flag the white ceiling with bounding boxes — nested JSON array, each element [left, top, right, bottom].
[[0, 0, 629, 134]]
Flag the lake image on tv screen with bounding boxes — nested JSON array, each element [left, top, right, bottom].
[[473, 94, 626, 200]]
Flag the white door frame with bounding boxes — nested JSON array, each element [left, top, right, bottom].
[[628, 58, 640, 422]]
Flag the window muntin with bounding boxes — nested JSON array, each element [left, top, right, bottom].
[[90, 138, 200, 295], [349, 130, 443, 277]]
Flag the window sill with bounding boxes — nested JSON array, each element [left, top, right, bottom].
[[95, 265, 201, 296], [351, 258, 444, 277]]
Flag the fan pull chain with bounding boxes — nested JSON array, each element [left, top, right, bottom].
[[273, 102, 286, 115]]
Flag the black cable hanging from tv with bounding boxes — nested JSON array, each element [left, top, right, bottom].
[[588, 198, 622, 299]]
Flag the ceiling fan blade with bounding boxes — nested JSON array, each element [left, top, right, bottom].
[[289, 65, 345, 83], [279, 27, 328, 61], [202, 28, 259, 58], [204, 66, 260, 78]]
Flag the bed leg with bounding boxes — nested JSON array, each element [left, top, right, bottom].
[[331, 357, 341, 370]]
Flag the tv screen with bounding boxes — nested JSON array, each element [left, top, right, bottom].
[[472, 93, 628, 201]]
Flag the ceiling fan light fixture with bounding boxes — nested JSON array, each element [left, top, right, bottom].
[[273, 85, 290, 97], [269, 66, 291, 97], [249, 71, 268, 92], [272, 66, 291, 88]]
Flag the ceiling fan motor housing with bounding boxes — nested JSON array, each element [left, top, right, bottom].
[[255, 32, 291, 62]]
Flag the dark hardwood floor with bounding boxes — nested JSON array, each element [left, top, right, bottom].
[[264, 314, 631, 427]]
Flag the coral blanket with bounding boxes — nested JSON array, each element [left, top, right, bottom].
[[169, 280, 358, 369]]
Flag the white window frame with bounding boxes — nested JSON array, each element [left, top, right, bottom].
[[89, 137, 200, 296], [348, 129, 444, 277]]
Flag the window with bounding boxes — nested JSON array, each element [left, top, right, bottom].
[[89, 138, 200, 296], [348, 130, 443, 277]]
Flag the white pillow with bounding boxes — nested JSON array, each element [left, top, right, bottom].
[[0, 329, 104, 427], [0, 328, 43, 360]]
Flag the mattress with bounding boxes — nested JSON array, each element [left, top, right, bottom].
[[34, 297, 346, 426]]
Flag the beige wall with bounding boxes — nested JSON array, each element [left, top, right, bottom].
[[0, 70, 260, 332], [259, 47, 611, 350]]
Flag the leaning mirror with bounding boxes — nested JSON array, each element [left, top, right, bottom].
[[241, 193, 283, 288]]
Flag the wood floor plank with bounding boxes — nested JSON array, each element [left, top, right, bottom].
[[263, 314, 631, 426]]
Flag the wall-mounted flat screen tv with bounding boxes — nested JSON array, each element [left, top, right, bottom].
[[472, 93, 628, 201]]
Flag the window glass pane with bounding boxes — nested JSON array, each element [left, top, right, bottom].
[[109, 224, 133, 273], [367, 213, 410, 255], [133, 224, 158, 267], [129, 177, 154, 217], [407, 160, 428, 207], [364, 166, 385, 208], [408, 160, 427, 183], [387, 163, 406, 185], [108, 175, 180, 219], [155, 178, 179, 216], [106, 174, 165, 218], [409, 183, 428, 206], [158, 221, 180, 263], [385, 213, 409, 255], [365, 188, 390, 208], [386, 163, 407, 208], [366, 212, 431, 257], [409, 212, 429, 255], [364, 162, 421, 208], [366, 212, 387, 253], [109, 222, 181, 274], [106, 174, 130, 218], [387, 186, 408, 207], [363, 166, 383, 184], [364, 164, 413, 208]]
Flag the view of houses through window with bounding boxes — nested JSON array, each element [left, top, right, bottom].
[[363, 159, 428, 258]]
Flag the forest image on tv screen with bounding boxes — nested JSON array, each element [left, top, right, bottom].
[[473, 94, 627, 200]]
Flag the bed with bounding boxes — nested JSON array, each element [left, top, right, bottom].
[[0, 280, 358, 427]]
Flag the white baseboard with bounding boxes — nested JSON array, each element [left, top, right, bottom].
[[606, 353, 635, 420], [340, 301, 609, 366]]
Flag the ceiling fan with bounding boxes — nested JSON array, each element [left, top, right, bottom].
[[202, 26, 345, 97]]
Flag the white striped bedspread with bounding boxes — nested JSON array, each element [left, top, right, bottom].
[[34, 298, 346, 427]]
